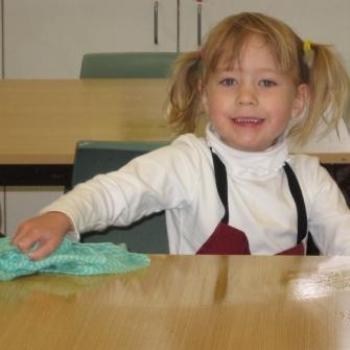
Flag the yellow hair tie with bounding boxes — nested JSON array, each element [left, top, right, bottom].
[[303, 40, 313, 54]]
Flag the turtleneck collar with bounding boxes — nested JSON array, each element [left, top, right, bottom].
[[206, 124, 289, 180]]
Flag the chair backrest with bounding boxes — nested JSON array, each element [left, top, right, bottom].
[[71, 140, 169, 253], [80, 52, 179, 78]]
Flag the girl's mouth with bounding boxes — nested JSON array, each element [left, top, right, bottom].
[[232, 117, 264, 126]]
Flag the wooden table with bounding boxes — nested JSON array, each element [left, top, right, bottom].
[[1, 254, 350, 349], [0, 79, 172, 185], [0, 79, 349, 186]]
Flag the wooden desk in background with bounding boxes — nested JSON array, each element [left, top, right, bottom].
[[0, 79, 172, 186], [0, 79, 349, 187], [1, 254, 350, 349]]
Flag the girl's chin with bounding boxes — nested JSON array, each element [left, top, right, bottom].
[[226, 139, 273, 152]]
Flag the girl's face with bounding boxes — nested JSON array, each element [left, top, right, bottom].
[[201, 35, 308, 152]]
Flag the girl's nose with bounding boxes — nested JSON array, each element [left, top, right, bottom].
[[236, 85, 258, 106]]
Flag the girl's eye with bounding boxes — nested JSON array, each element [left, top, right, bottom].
[[259, 79, 277, 87], [220, 78, 237, 86]]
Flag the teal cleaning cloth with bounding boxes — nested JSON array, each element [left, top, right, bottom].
[[0, 237, 150, 281]]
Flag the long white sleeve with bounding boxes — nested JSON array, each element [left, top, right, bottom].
[[296, 156, 350, 255], [42, 139, 200, 236]]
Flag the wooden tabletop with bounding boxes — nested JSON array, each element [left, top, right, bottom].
[[0, 79, 349, 165], [0, 79, 172, 165], [1, 254, 350, 349]]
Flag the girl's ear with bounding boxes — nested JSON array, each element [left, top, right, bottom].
[[292, 83, 310, 119]]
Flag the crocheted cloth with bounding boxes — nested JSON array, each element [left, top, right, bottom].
[[0, 237, 150, 281]]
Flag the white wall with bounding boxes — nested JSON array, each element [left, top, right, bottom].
[[4, 0, 177, 78]]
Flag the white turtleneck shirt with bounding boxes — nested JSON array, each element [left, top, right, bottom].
[[43, 125, 350, 255]]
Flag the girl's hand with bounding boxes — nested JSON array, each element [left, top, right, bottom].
[[11, 211, 73, 261]]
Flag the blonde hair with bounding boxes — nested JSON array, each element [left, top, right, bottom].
[[167, 12, 350, 144]]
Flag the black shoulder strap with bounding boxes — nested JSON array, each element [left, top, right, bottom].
[[211, 149, 229, 224], [283, 162, 308, 244]]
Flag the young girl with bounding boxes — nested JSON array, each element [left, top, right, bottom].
[[13, 12, 350, 259]]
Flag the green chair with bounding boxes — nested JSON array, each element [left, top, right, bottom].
[[71, 140, 169, 253], [80, 52, 178, 78]]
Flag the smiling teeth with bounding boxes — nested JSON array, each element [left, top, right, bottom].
[[234, 118, 262, 124]]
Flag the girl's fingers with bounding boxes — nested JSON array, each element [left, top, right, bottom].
[[12, 226, 39, 253], [27, 236, 63, 261], [11, 212, 73, 260]]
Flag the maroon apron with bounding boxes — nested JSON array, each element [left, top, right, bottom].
[[197, 150, 308, 256]]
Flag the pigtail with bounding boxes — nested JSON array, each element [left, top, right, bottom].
[[292, 43, 350, 143], [166, 51, 204, 135]]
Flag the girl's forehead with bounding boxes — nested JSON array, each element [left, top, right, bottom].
[[203, 32, 300, 81], [215, 38, 280, 71]]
